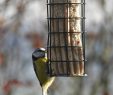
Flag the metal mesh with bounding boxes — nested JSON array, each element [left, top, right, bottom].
[[47, 0, 86, 77]]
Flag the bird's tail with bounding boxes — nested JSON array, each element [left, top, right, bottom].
[[42, 77, 55, 95], [42, 87, 47, 95]]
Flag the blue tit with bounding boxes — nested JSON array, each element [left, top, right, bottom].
[[32, 48, 55, 95]]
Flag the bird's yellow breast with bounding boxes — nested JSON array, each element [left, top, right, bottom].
[[34, 57, 49, 86]]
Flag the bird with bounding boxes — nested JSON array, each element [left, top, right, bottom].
[[32, 48, 55, 95]]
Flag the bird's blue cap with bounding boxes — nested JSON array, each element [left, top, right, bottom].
[[32, 48, 46, 61]]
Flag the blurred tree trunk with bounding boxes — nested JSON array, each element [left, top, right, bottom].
[[48, 0, 84, 75]]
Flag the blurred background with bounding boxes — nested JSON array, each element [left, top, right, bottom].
[[0, 0, 113, 95]]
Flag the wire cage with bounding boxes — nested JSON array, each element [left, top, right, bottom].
[[47, 0, 86, 77]]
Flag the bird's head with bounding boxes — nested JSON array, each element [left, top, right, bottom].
[[32, 48, 47, 62]]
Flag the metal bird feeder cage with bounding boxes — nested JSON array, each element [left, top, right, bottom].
[[47, 0, 87, 77]]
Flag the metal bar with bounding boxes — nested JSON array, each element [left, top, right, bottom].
[[50, 73, 87, 77], [47, 0, 50, 75], [66, 0, 70, 75], [63, 3, 69, 75], [83, 0, 86, 73], [47, 46, 82, 48], [47, 17, 86, 19], [48, 32, 83, 34], [49, 0, 52, 76], [81, 0, 86, 75], [47, 3, 86, 5], [57, 18, 61, 74], [49, 60, 87, 62]]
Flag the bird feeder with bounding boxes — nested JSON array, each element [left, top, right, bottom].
[[47, 0, 86, 76]]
